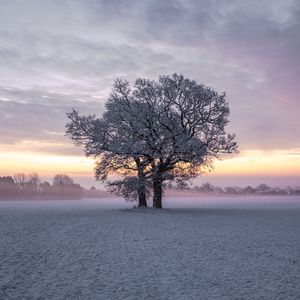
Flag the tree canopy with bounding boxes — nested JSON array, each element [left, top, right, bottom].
[[66, 74, 238, 208]]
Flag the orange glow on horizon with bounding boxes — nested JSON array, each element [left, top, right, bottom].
[[0, 151, 94, 177], [213, 149, 300, 176], [0, 148, 299, 178]]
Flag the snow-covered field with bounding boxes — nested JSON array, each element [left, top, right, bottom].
[[0, 197, 299, 299]]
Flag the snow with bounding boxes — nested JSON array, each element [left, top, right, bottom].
[[0, 197, 300, 299]]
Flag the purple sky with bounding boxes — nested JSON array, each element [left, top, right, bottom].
[[0, 0, 299, 187]]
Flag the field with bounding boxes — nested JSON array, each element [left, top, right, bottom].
[[0, 197, 299, 299]]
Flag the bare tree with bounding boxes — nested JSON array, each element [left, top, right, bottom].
[[0, 176, 17, 199], [66, 74, 238, 208], [53, 174, 74, 186], [24, 172, 41, 195], [52, 174, 84, 199], [13, 173, 27, 188], [256, 183, 270, 193], [0, 176, 14, 185]]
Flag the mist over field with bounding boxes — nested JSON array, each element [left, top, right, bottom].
[[1, 194, 300, 209]]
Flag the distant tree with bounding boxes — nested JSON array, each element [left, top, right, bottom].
[[200, 182, 215, 193], [26, 173, 41, 195], [0, 176, 17, 199], [27, 173, 40, 185], [192, 183, 223, 194], [256, 183, 270, 194], [291, 189, 300, 195], [53, 174, 74, 186], [213, 186, 224, 194], [266, 187, 288, 195], [66, 74, 237, 208], [0, 174, 85, 200], [52, 174, 83, 199], [38, 181, 51, 198], [224, 186, 239, 194], [0, 176, 15, 185], [244, 186, 255, 194], [13, 173, 27, 188]]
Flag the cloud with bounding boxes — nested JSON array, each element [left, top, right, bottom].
[[0, 87, 103, 154], [0, 0, 299, 155]]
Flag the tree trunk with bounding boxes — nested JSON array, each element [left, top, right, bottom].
[[137, 167, 147, 207], [153, 176, 163, 209], [138, 185, 147, 207]]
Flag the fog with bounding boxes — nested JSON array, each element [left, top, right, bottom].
[[1, 195, 299, 211]]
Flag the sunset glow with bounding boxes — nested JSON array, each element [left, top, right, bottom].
[[1, 148, 299, 181], [0, 151, 93, 176], [214, 150, 300, 176]]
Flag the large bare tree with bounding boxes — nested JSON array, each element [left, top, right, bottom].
[[66, 74, 238, 208]]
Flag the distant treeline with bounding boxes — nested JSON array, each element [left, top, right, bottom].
[[178, 182, 300, 196], [1, 174, 299, 200], [0, 173, 85, 200]]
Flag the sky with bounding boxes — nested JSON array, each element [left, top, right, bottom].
[[0, 0, 299, 187]]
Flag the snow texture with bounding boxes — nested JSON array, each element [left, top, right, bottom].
[[0, 197, 299, 299]]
